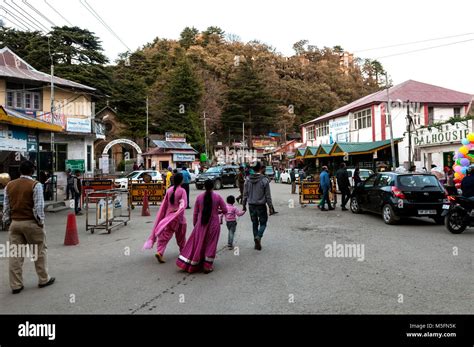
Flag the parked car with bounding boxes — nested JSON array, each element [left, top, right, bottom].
[[350, 172, 447, 225], [114, 170, 163, 189], [195, 165, 238, 190], [265, 166, 275, 180], [279, 168, 299, 184]]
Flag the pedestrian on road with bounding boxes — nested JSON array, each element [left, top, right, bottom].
[[222, 195, 245, 249], [177, 179, 227, 273], [336, 163, 351, 211], [242, 161, 274, 250], [353, 167, 362, 187], [181, 166, 192, 209], [72, 170, 82, 216], [165, 166, 173, 189], [290, 168, 297, 194], [3, 160, 55, 294], [143, 173, 187, 263], [235, 166, 245, 204], [318, 166, 334, 211], [274, 168, 279, 183], [64, 169, 74, 201]]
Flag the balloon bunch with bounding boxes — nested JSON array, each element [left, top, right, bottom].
[[453, 133, 474, 184]]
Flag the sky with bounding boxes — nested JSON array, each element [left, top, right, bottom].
[[2, 0, 474, 94]]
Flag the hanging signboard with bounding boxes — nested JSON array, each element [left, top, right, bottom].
[[0, 125, 27, 151], [67, 117, 91, 133], [413, 122, 470, 147], [173, 153, 195, 162], [329, 116, 349, 144], [165, 132, 186, 142], [66, 160, 85, 172]]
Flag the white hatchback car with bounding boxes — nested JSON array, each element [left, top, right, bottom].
[[114, 170, 163, 189], [279, 169, 299, 184]]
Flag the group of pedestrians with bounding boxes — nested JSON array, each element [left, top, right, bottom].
[[143, 161, 274, 274]]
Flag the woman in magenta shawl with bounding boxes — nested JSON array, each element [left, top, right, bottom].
[[177, 179, 227, 274], [143, 173, 187, 263]]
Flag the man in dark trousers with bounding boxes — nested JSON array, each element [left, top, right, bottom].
[[290, 168, 297, 194], [242, 161, 274, 251], [64, 169, 74, 201], [235, 166, 245, 204], [181, 166, 191, 209], [3, 160, 55, 294], [73, 170, 82, 216], [336, 163, 351, 211]]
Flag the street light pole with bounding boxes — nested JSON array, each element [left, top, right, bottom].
[[386, 73, 396, 170]]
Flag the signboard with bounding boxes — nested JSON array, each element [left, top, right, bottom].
[[165, 132, 186, 142], [66, 160, 85, 172], [200, 153, 208, 162], [82, 179, 114, 202], [27, 134, 37, 152], [37, 112, 66, 129], [252, 137, 278, 150], [329, 116, 349, 144], [67, 117, 91, 133], [413, 123, 469, 147], [0, 125, 27, 151], [173, 153, 195, 162], [300, 181, 321, 201], [99, 157, 110, 174], [130, 183, 165, 203]]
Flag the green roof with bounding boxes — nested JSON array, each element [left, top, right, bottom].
[[296, 148, 306, 157], [332, 139, 402, 154], [305, 146, 318, 156]]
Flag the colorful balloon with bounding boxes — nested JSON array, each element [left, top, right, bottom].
[[455, 182, 461, 189], [454, 172, 464, 180], [467, 133, 474, 142], [460, 158, 470, 167], [454, 165, 462, 173], [456, 151, 465, 158], [461, 167, 468, 175], [462, 138, 470, 145], [459, 146, 469, 155]]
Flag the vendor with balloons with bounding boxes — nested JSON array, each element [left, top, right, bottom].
[[451, 132, 474, 192]]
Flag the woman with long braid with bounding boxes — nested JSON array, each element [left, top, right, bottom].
[[143, 173, 187, 263], [177, 179, 227, 274]]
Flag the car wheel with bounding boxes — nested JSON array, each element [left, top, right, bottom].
[[445, 210, 467, 234], [432, 216, 444, 225], [350, 197, 362, 214], [382, 204, 399, 225], [214, 179, 222, 190]]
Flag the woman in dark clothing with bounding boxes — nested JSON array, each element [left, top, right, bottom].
[[353, 167, 362, 187]]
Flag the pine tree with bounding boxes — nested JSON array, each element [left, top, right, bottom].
[[222, 59, 278, 137], [160, 58, 203, 149]]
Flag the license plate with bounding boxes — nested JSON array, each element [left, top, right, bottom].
[[418, 210, 437, 215], [442, 204, 450, 210]]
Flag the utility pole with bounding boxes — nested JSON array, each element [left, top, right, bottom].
[[50, 63, 56, 200], [386, 73, 396, 170], [249, 110, 252, 149], [242, 121, 245, 164], [203, 111, 208, 161], [145, 96, 149, 153], [406, 100, 412, 170]]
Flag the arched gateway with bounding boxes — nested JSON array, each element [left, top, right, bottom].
[[100, 139, 143, 173]]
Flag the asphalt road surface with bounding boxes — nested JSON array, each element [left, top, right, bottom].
[[0, 182, 472, 314]]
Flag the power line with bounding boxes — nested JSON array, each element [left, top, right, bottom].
[[10, 0, 49, 32], [79, 0, 131, 51], [0, 12, 28, 30], [44, 0, 73, 26], [0, 5, 34, 31], [2, 0, 43, 32], [355, 32, 474, 53], [376, 38, 474, 59], [23, 0, 56, 27]]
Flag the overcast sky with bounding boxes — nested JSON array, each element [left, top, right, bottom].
[[4, 0, 474, 94]]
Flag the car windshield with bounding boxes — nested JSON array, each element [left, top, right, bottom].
[[126, 171, 140, 178], [398, 175, 441, 189], [360, 171, 373, 179], [206, 167, 221, 173]]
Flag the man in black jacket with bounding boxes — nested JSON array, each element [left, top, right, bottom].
[[336, 163, 351, 211]]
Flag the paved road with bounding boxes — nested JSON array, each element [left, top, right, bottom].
[[0, 182, 472, 314]]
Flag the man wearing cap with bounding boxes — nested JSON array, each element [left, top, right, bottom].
[[318, 166, 334, 211]]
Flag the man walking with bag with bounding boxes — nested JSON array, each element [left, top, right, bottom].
[[3, 160, 55, 294]]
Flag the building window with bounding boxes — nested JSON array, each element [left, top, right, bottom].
[[6, 89, 41, 110], [15, 92, 22, 108], [428, 107, 434, 125], [316, 121, 329, 137], [34, 94, 40, 110], [55, 144, 67, 172], [353, 108, 372, 130], [306, 126, 315, 140], [24, 93, 31, 109], [6, 91, 14, 107], [454, 107, 461, 117], [87, 145, 92, 172]]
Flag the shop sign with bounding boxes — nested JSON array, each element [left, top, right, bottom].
[[173, 153, 195, 162], [329, 117, 349, 144], [165, 132, 186, 142], [414, 123, 469, 147], [67, 117, 91, 133], [0, 125, 27, 151]]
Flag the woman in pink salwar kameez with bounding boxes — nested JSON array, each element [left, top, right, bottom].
[[143, 173, 187, 263], [177, 179, 227, 274]]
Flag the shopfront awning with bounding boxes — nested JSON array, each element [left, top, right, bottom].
[[295, 147, 306, 159], [328, 139, 402, 156], [0, 106, 63, 132]]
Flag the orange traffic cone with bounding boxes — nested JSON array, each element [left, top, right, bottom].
[[142, 190, 150, 216], [64, 213, 79, 246]]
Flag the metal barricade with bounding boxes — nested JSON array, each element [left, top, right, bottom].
[[85, 188, 131, 234]]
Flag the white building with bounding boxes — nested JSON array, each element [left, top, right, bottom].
[[301, 80, 473, 169]]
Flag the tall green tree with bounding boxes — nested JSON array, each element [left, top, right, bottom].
[[179, 26, 199, 49], [160, 58, 203, 149], [222, 59, 278, 137]]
